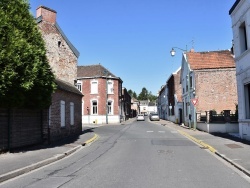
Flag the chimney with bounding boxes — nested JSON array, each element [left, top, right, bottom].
[[190, 48, 195, 53], [36, 6, 57, 24]]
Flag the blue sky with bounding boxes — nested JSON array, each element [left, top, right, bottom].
[[29, 0, 236, 96]]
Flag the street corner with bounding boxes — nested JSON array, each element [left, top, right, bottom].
[[82, 134, 99, 146], [178, 130, 217, 153]]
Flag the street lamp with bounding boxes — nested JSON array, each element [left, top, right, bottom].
[[170, 46, 191, 128]]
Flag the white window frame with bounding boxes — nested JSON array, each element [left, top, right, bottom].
[[108, 100, 113, 115], [70, 102, 74, 125], [107, 80, 114, 94], [92, 100, 98, 115], [76, 83, 82, 92], [60, 100, 65, 127], [91, 80, 98, 94]]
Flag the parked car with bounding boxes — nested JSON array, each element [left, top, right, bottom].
[[137, 114, 145, 121], [150, 113, 160, 121]]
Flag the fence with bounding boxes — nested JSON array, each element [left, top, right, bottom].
[[0, 108, 45, 152]]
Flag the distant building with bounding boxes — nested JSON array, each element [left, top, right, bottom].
[[77, 64, 123, 124]]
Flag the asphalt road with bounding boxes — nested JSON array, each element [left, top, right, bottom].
[[2, 118, 250, 188]]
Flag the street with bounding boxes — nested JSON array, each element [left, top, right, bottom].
[[1, 117, 250, 188]]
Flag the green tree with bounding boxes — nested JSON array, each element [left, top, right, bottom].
[[0, 0, 56, 108], [132, 91, 137, 99], [128, 89, 133, 97], [148, 91, 157, 101], [138, 87, 148, 100]]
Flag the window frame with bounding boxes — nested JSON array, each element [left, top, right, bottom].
[[92, 100, 98, 115], [60, 100, 65, 127], [91, 80, 98, 94]]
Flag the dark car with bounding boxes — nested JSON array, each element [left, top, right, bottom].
[[150, 113, 160, 121]]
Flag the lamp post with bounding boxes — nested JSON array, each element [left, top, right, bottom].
[[170, 46, 191, 128]]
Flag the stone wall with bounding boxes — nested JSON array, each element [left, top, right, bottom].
[[38, 21, 77, 85]]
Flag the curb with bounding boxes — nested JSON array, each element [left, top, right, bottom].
[[0, 133, 99, 183], [178, 130, 217, 153]]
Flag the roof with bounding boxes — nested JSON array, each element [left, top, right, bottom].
[[186, 50, 235, 70], [229, 0, 241, 15], [77, 64, 119, 79], [55, 79, 83, 96]]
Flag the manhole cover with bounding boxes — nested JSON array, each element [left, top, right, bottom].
[[225, 144, 243, 149]]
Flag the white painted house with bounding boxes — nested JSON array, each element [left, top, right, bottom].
[[230, 0, 250, 141]]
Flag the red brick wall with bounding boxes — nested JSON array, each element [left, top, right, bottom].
[[49, 89, 82, 142], [81, 78, 120, 115], [195, 68, 238, 113]]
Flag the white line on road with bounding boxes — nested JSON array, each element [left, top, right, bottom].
[[147, 131, 154, 133], [158, 131, 165, 133]]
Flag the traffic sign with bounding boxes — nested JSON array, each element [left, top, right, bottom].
[[191, 98, 198, 106]]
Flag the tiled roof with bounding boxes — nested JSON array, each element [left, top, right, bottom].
[[55, 79, 83, 96], [77, 64, 117, 78], [186, 50, 235, 70]]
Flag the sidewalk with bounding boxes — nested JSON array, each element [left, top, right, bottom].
[[154, 119, 250, 177], [0, 128, 97, 183], [0, 118, 136, 183]]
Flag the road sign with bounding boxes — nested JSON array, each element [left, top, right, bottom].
[[191, 98, 198, 106]]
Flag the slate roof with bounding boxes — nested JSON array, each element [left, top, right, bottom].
[[186, 50, 235, 70], [55, 79, 83, 96], [77, 64, 117, 78]]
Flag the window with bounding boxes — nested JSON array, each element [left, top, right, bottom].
[[92, 100, 98, 114], [108, 81, 114, 94], [108, 101, 113, 114], [239, 22, 248, 53], [76, 83, 82, 92], [245, 83, 250, 119], [60, 100, 65, 127], [91, 81, 98, 94], [70, 102, 74, 125], [190, 76, 193, 89]]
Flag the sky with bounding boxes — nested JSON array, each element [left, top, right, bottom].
[[29, 0, 236, 96]]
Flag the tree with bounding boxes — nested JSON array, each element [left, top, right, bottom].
[[0, 0, 56, 108], [138, 87, 148, 100], [128, 89, 133, 97], [132, 91, 137, 99], [148, 91, 157, 101]]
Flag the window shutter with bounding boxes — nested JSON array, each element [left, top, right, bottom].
[[60, 101, 65, 127]]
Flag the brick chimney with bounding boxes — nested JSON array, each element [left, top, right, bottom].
[[36, 6, 57, 24]]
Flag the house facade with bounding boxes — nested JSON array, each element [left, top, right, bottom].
[[166, 67, 183, 124], [157, 68, 182, 123], [131, 98, 140, 117], [181, 50, 237, 128], [158, 85, 168, 119], [77, 64, 123, 124], [121, 87, 132, 121], [37, 6, 83, 143], [139, 100, 149, 115], [230, 0, 250, 140]]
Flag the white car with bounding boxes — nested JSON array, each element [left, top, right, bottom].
[[137, 114, 145, 121]]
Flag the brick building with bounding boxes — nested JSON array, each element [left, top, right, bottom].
[[181, 50, 237, 127], [77, 64, 123, 124], [37, 6, 83, 143]]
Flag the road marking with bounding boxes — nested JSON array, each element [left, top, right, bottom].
[[158, 131, 165, 133], [147, 131, 154, 133], [171, 131, 178, 134]]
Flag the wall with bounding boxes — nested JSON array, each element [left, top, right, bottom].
[[197, 122, 239, 133], [81, 77, 121, 124], [38, 21, 78, 85], [49, 89, 82, 142], [195, 68, 237, 113]]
